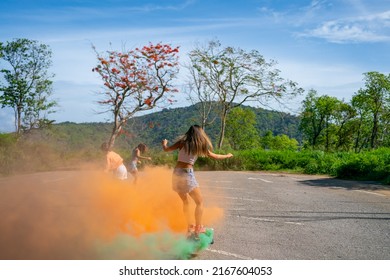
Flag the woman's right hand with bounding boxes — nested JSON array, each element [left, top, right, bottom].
[[162, 139, 168, 146]]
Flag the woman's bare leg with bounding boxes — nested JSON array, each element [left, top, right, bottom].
[[189, 187, 203, 227], [130, 170, 138, 184], [178, 193, 191, 227]]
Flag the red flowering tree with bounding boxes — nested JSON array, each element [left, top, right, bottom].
[[92, 42, 179, 147]]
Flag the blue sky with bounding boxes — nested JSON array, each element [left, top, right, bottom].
[[1, 0, 389, 132]]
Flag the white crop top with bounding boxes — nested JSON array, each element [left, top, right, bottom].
[[178, 148, 198, 165]]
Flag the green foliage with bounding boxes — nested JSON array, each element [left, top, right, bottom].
[[334, 148, 390, 181], [351, 72, 390, 150], [192, 148, 390, 184], [225, 107, 261, 150], [261, 131, 298, 151], [2, 104, 390, 184], [0, 38, 56, 134], [272, 134, 299, 151], [124, 103, 301, 149], [0, 138, 63, 175], [148, 148, 178, 168], [220, 149, 334, 174], [0, 133, 18, 146], [2, 127, 390, 184], [299, 72, 390, 153]]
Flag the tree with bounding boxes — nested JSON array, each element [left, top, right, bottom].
[[225, 107, 260, 150], [316, 94, 341, 151], [0, 38, 56, 134], [299, 90, 324, 149], [261, 131, 298, 151], [299, 90, 342, 150], [185, 63, 218, 130], [92, 42, 179, 148], [188, 40, 303, 148], [351, 71, 390, 150], [332, 101, 356, 151]]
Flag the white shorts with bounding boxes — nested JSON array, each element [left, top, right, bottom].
[[114, 164, 128, 180], [128, 161, 138, 172], [172, 168, 199, 194]]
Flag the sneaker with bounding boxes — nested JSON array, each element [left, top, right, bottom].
[[186, 224, 195, 238], [195, 225, 206, 234]]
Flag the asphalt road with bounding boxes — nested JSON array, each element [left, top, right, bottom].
[[197, 171, 390, 260], [0, 170, 389, 260]]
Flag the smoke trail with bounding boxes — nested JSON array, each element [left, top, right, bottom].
[[0, 166, 224, 259], [95, 232, 197, 260], [91, 166, 223, 259]]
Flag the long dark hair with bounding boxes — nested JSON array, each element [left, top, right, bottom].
[[137, 143, 147, 153], [179, 125, 213, 156]]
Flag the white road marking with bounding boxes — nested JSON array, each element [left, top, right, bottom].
[[248, 177, 273, 183], [354, 190, 386, 197], [207, 195, 264, 202], [285, 221, 305, 225], [206, 248, 254, 260], [212, 187, 241, 190], [235, 215, 304, 225], [260, 179, 273, 183], [224, 196, 264, 202], [201, 180, 233, 183]]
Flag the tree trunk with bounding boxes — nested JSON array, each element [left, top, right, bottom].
[[371, 112, 378, 149], [217, 107, 228, 149], [109, 119, 122, 149], [16, 105, 22, 135]]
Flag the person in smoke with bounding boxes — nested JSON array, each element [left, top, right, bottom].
[[128, 143, 152, 184], [101, 142, 128, 180], [161, 125, 233, 237]]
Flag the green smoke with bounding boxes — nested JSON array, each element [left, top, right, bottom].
[[95, 229, 214, 260]]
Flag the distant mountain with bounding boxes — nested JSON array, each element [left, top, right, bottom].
[[35, 102, 301, 151], [122, 102, 302, 148]]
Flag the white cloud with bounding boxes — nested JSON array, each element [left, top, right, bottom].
[[301, 10, 390, 43], [2, 0, 388, 125]]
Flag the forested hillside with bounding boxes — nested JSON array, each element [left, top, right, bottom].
[[3, 103, 390, 184], [0, 102, 300, 175], [50, 103, 300, 150]]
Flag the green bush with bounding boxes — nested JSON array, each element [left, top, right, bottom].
[[2, 129, 390, 185], [334, 148, 390, 181], [0, 133, 18, 146]]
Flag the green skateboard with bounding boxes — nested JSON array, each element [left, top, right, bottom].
[[186, 228, 214, 257]]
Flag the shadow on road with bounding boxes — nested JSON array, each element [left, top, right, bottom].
[[298, 177, 389, 191]]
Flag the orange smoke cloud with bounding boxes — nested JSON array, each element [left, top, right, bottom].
[[0, 166, 224, 259]]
